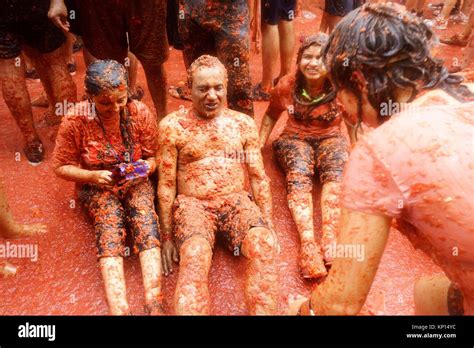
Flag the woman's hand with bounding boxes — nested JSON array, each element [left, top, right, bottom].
[[161, 239, 179, 276], [89, 170, 114, 186], [138, 158, 156, 175]]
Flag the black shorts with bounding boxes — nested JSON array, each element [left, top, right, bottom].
[[324, 0, 363, 17], [262, 0, 296, 25], [67, 0, 169, 66], [0, 1, 65, 59]]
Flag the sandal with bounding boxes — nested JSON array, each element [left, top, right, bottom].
[[31, 93, 49, 108], [67, 62, 76, 75], [129, 85, 145, 101], [252, 83, 271, 101], [168, 85, 191, 101], [24, 139, 44, 165]]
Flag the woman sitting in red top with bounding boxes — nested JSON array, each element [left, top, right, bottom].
[[53, 60, 162, 315], [259, 34, 349, 279]]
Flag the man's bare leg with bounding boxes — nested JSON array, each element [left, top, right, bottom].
[[439, 0, 458, 20], [287, 191, 327, 278], [127, 52, 139, 97], [24, 45, 76, 123], [277, 20, 295, 79], [0, 58, 40, 145], [64, 32, 75, 68], [141, 61, 167, 121], [260, 23, 279, 92], [241, 227, 279, 315], [139, 247, 164, 315], [174, 236, 213, 315], [99, 256, 130, 315], [320, 182, 342, 265]]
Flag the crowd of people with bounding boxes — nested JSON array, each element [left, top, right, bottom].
[[0, 0, 473, 316]]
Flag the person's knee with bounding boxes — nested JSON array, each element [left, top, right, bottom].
[[286, 171, 313, 196], [242, 227, 278, 261], [180, 236, 212, 263]]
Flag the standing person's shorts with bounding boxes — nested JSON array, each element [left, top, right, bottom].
[[172, 192, 268, 253], [178, 0, 254, 117], [0, 1, 65, 59], [324, 0, 360, 17], [78, 178, 161, 258], [68, 0, 169, 66], [261, 0, 297, 25]]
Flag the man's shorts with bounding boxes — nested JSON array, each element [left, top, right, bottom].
[[0, 1, 65, 59], [261, 0, 297, 25], [68, 0, 169, 66], [172, 192, 268, 253], [324, 0, 361, 17]]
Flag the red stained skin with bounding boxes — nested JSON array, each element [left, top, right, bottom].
[[0, 1, 468, 315]]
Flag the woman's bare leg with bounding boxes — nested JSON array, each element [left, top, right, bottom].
[[139, 247, 164, 315], [99, 256, 130, 315], [320, 182, 342, 264]]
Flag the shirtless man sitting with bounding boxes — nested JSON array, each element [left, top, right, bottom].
[[157, 55, 279, 315]]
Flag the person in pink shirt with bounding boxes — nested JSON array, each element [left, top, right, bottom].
[[293, 2, 474, 315]]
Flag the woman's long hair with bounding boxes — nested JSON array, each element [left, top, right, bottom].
[[293, 34, 336, 108]]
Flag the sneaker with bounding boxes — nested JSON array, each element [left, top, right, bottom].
[[440, 34, 469, 47], [450, 12, 469, 24], [23, 139, 44, 165], [425, 16, 448, 29], [252, 83, 271, 101], [427, 3, 443, 11]]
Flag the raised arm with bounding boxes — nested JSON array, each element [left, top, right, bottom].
[[156, 118, 179, 275]]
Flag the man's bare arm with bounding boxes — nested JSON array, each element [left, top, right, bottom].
[[244, 120, 274, 227], [157, 118, 179, 275], [299, 208, 391, 315]]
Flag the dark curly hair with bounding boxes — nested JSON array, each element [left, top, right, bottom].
[[323, 2, 473, 128]]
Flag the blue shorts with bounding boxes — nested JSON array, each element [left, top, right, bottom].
[[261, 0, 297, 25], [324, 0, 364, 17]]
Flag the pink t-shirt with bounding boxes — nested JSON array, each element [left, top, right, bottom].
[[341, 92, 474, 314]]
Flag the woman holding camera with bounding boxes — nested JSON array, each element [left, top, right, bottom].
[[53, 60, 162, 315]]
